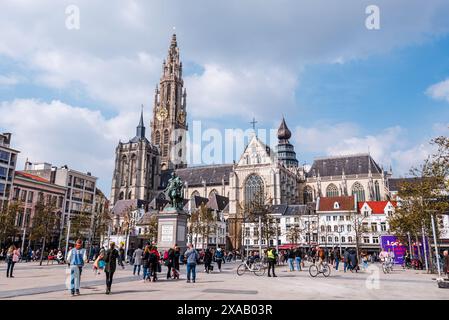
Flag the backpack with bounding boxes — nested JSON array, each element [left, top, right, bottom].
[[163, 251, 169, 260]]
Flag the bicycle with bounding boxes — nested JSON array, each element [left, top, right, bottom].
[[237, 258, 266, 276], [309, 261, 331, 277]]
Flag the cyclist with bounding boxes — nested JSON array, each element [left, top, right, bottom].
[[316, 246, 326, 271]]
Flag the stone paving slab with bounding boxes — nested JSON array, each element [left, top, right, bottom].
[[0, 261, 447, 300]]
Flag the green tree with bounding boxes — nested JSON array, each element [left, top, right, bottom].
[[0, 201, 21, 246], [142, 215, 158, 244], [29, 199, 60, 266]]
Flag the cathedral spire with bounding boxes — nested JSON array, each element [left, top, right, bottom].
[[136, 105, 145, 139], [171, 33, 177, 48]]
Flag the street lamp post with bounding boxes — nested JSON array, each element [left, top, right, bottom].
[[429, 211, 441, 277], [64, 213, 71, 260], [422, 225, 428, 272]]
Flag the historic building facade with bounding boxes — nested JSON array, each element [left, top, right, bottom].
[[110, 34, 407, 252], [302, 154, 392, 204], [0, 132, 19, 210], [110, 111, 160, 206]]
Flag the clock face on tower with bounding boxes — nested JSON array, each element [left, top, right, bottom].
[[156, 106, 168, 121]]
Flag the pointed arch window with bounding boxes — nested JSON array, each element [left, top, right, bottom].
[[374, 181, 381, 201], [303, 186, 314, 204], [244, 174, 264, 208], [352, 182, 366, 202], [163, 130, 169, 144], [155, 131, 161, 145], [326, 184, 339, 197]]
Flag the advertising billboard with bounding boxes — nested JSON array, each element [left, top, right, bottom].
[[380, 235, 429, 265]]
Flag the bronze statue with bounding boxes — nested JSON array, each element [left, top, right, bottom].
[[165, 172, 184, 210]]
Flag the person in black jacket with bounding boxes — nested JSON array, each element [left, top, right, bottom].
[[204, 248, 213, 273], [173, 246, 180, 279], [104, 242, 123, 294], [166, 248, 175, 279]]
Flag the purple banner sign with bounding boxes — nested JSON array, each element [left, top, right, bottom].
[[380, 235, 428, 265]]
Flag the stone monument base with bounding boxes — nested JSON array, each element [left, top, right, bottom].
[[156, 208, 188, 252]]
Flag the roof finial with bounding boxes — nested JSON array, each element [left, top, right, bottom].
[[250, 117, 257, 132]]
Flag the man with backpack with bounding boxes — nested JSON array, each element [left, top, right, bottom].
[[214, 248, 224, 272], [184, 243, 199, 283]]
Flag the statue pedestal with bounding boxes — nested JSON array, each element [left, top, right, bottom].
[[156, 208, 188, 252]]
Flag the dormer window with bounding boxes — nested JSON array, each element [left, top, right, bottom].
[[364, 210, 369, 217], [334, 202, 340, 209]]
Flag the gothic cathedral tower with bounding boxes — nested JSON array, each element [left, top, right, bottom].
[[150, 34, 188, 171], [110, 110, 160, 206]]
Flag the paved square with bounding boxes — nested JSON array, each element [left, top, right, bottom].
[[0, 260, 447, 300]]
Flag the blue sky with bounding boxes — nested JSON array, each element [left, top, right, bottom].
[[0, 0, 448, 194]]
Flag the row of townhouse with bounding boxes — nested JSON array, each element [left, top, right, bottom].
[[241, 196, 398, 254]]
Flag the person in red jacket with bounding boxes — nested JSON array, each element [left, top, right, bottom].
[[149, 246, 160, 282]]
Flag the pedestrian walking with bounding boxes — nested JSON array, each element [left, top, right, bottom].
[[267, 247, 278, 277], [204, 248, 213, 273], [66, 239, 87, 296], [133, 246, 143, 276], [165, 247, 175, 279], [214, 247, 224, 272], [349, 249, 358, 273], [142, 245, 151, 282], [119, 245, 125, 264], [343, 248, 350, 272], [334, 247, 341, 271], [361, 251, 369, 270], [184, 243, 199, 283], [6, 245, 20, 278], [149, 245, 160, 282], [173, 245, 181, 279], [104, 242, 123, 294], [287, 249, 295, 271], [294, 247, 302, 271]]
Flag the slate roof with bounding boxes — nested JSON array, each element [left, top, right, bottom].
[[111, 199, 147, 216], [317, 196, 356, 212], [268, 204, 310, 216], [159, 164, 233, 189], [188, 194, 230, 213], [190, 195, 209, 210], [208, 194, 229, 212], [307, 154, 383, 177], [136, 211, 157, 225], [388, 178, 423, 192], [148, 197, 169, 211]]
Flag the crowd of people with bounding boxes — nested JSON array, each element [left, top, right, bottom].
[[2, 241, 448, 295]]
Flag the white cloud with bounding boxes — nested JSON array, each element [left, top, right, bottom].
[[294, 123, 448, 176], [187, 64, 297, 120], [0, 0, 448, 117], [0, 99, 142, 193], [0, 74, 23, 86], [426, 78, 449, 103]]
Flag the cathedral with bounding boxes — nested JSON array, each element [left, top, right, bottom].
[[110, 34, 393, 250]]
